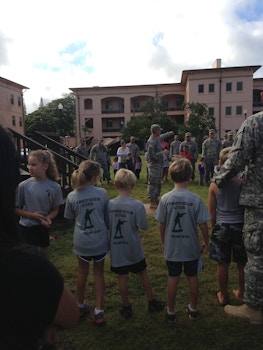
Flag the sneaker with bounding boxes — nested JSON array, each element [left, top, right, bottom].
[[148, 299, 165, 313], [94, 311, 106, 325], [165, 308, 176, 323], [186, 305, 199, 320], [224, 304, 263, 325], [120, 305, 133, 319], [78, 304, 91, 319]]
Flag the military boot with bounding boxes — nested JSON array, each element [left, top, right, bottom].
[[224, 304, 263, 325]]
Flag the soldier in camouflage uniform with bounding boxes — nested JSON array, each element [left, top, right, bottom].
[[169, 135, 181, 160], [147, 124, 174, 208], [222, 131, 234, 148], [202, 129, 222, 184], [90, 137, 112, 185], [214, 111, 263, 325], [126, 136, 140, 172], [179, 132, 198, 180]]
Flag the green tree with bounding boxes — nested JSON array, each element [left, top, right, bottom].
[[121, 93, 178, 144], [179, 102, 216, 151], [25, 93, 76, 137]]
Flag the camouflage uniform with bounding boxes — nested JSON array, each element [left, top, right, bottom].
[[90, 143, 110, 182], [202, 135, 222, 183], [147, 131, 172, 201], [215, 112, 263, 307], [170, 139, 181, 160], [126, 141, 140, 171], [179, 140, 198, 180]]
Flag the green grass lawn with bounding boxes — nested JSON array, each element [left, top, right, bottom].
[[49, 157, 263, 350]]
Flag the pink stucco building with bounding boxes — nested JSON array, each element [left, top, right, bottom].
[[70, 59, 263, 143], [0, 77, 28, 134]]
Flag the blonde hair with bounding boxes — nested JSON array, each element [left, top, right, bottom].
[[71, 160, 100, 190], [29, 150, 59, 181], [219, 147, 231, 165], [169, 156, 192, 183], [114, 168, 136, 190]]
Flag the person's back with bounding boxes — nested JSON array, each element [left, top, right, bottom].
[[216, 177, 244, 223], [209, 146, 246, 307], [155, 157, 210, 322], [0, 125, 78, 349], [108, 169, 164, 319]]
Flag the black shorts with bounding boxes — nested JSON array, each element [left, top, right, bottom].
[[79, 252, 108, 263], [19, 224, 50, 248], [209, 223, 247, 265], [111, 259, 147, 275], [166, 259, 199, 277]]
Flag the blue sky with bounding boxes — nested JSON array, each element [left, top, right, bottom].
[[1, 0, 263, 113]]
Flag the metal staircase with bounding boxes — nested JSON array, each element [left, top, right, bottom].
[[8, 129, 88, 197]]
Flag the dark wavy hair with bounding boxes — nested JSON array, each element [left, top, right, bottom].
[[0, 125, 21, 247]]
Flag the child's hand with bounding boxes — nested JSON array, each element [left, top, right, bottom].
[[40, 217, 52, 228], [32, 211, 46, 222]]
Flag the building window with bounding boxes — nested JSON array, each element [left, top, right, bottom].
[[198, 84, 204, 93], [10, 94, 14, 105], [84, 98, 93, 109], [209, 84, 215, 93], [226, 82, 232, 92], [106, 119, 113, 128], [85, 117, 93, 128], [120, 118, 124, 128], [106, 101, 112, 111], [133, 99, 140, 111], [236, 106, 242, 115], [225, 106, 232, 116], [19, 117, 23, 127], [18, 96, 21, 106], [208, 107, 214, 116], [236, 82, 243, 91], [12, 115, 16, 126]]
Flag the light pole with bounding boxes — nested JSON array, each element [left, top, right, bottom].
[[58, 103, 63, 135], [244, 108, 247, 120]]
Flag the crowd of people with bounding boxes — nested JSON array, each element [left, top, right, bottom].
[[2, 113, 263, 348]]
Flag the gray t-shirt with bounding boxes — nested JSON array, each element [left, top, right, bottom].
[[154, 188, 210, 262], [64, 185, 110, 256], [16, 177, 64, 227], [108, 196, 148, 267]]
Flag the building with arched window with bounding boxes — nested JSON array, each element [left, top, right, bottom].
[[70, 59, 263, 143]]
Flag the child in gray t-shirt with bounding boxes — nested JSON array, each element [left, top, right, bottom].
[[155, 156, 210, 322], [64, 160, 109, 324], [108, 169, 164, 319]]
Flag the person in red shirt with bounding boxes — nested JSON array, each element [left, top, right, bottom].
[[179, 145, 193, 162]]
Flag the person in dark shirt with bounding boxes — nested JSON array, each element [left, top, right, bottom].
[[0, 125, 79, 350]]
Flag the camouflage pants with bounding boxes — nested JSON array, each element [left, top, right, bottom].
[[205, 158, 217, 183], [99, 161, 110, 181], [147, 163, 162, 200], [243, 207, 263, 307]]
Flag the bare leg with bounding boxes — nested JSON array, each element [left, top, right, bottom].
[[118, 274, 130, 307], [187, 275, 199, 310], [217, 263, 229, 305], [139, 268, 154, 301], [167, 276, 180, 313], [93, 260, 105, 310], [77, 257, 89, 305], [233, 263, 245, 301]]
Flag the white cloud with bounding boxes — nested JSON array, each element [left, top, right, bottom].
[[1, 0, 263, 113]]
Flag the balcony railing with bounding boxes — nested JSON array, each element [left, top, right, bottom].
[[102, 108, 124, 114]]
